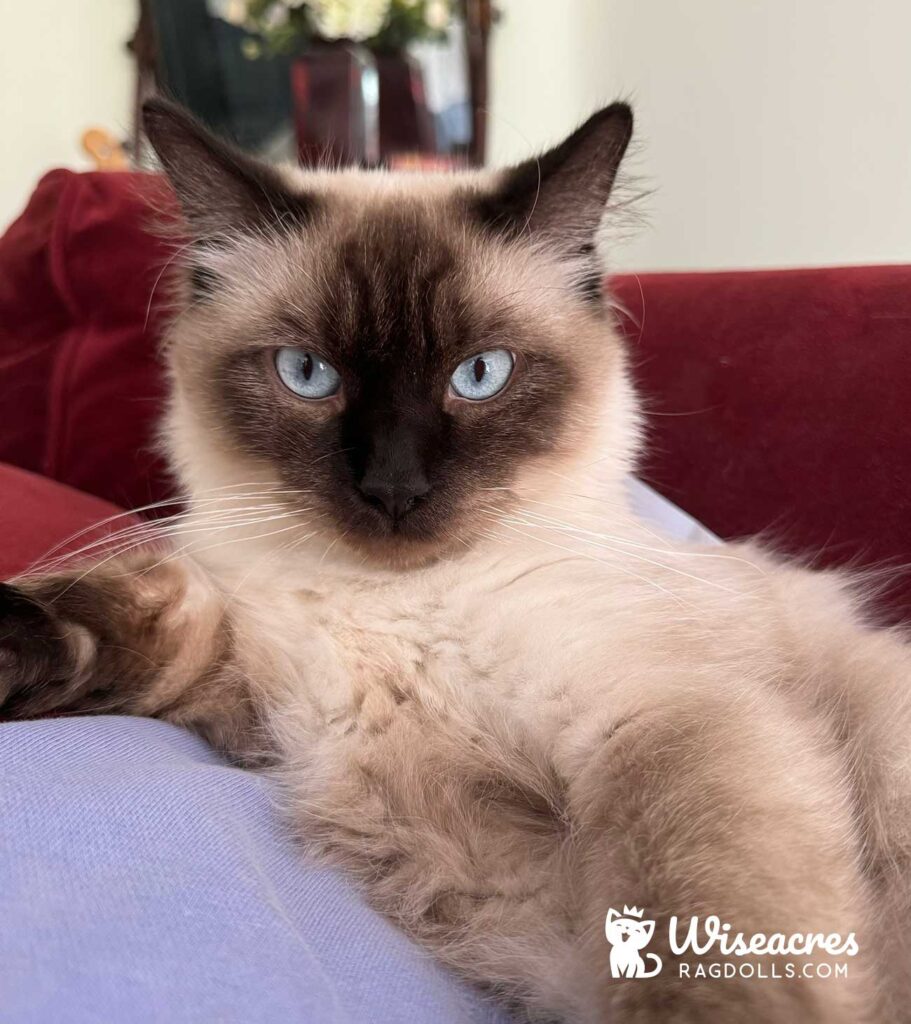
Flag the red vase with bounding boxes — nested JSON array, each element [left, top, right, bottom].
[[290, 44, 380, 168], [290, 45, 436, 168], [376, 52, 436, 161]]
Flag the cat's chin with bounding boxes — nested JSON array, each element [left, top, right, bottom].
[[339, 527, 472, 571], [326, 494, 480, 569]]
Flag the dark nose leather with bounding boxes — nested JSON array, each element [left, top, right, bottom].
[[358, 475, 431, 521]]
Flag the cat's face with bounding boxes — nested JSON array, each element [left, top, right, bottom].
[[146, 101, 634, 565], [605, 911, 655, 951]]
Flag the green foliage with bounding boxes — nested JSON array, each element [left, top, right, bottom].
[[234, 1, 451, 58], [379, 2, 449, 52]]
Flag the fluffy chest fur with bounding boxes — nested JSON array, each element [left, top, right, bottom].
[[221, 527, 794, 778]]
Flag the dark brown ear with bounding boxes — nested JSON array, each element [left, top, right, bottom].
[[476, 103, 633, 271], [142, 98, 315, 243]]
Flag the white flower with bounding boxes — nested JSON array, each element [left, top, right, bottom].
[[308, 0, 392, 41], [424, 0, 450, 31], [211, 0, 249, 26], [262, 1, 290, 28]]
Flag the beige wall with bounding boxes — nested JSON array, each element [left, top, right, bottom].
[[0, 0, 135, 228], [489, 1, 911, 271], [487, 0, 611, 169], [3, 2, 910, 270]]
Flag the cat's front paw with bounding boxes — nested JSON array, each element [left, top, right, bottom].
[[0, 582, 74, 715]]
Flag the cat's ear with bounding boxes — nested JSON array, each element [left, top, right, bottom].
[[476, 102, 632, 269], [641, 920, 655, 943], [142, 98, 315, 243], [606, 908, 620, 924]]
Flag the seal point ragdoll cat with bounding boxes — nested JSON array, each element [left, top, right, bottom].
[[2, 98, 911, 1023]]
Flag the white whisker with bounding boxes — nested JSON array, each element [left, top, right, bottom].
[[44, 507, 314, 599], [500, 505, 759, 588], [482, 513, 688, 606], [29, 503, 297, 575]]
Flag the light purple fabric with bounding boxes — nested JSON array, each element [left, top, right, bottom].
[[626, 477, 719, 546], [0, 717, 509, 1024]]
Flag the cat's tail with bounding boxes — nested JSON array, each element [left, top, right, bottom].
[[640, 954, 662, 978]]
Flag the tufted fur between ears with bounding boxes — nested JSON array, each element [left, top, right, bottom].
[[143, 97, 632, 258]]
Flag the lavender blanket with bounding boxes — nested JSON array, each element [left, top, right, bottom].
[[0, 716, 508, 1023]]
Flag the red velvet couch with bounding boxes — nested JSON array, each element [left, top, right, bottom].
[[2, 171, 910, 618]]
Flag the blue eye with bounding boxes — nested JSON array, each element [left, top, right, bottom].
[[275, 348, 341, 399], [450, 349, 515, 401]]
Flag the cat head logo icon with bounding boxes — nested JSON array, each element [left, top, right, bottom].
[[605, 906, 663, 978]]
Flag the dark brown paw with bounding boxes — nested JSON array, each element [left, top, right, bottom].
[[0, 582, 73, 715]]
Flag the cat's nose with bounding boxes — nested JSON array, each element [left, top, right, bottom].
[[358, 475, 431, 521]]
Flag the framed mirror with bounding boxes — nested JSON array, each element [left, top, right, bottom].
[[133, 0, 493, 169]]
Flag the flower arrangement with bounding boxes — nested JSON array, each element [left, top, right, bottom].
[[214, 0, 453, 55]]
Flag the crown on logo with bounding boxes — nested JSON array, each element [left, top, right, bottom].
[[622, 905, 644, 919]]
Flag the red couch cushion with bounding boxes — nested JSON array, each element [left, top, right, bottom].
[[611, 266, 911, 620], [0, 170, 174, 512], [0, 463, 133, 580]]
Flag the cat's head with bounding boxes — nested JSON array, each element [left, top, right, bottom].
[[605, 908, 655, 950], [145, 99, 638, 567]]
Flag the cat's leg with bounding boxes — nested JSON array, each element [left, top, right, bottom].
[[818, 627, 911, 1021], [563, 689, 878, 1024], [286, 701, 600, 1023], [760, 569, 911, 1019], [288, 685, 875, 1022], [608, 948, 621, 979], [0, 554, 252, 752]]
